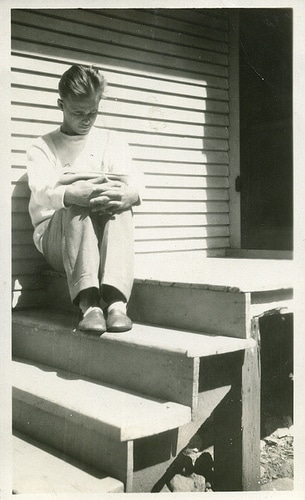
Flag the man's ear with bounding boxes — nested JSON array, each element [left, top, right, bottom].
[[57, 98, 63, 110]]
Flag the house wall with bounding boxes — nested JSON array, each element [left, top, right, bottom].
[[11, 8, 232, 307]]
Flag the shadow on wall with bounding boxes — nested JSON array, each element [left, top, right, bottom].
[[12, 172, 50, 309]]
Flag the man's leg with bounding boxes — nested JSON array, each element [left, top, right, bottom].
[[41, 206, 135, 332], [98, 209, 135, 332], [41, 206, 106, 332]]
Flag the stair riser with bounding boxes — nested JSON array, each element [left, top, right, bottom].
[[12, 324, 198, 409], [129, 282, 249, 338]]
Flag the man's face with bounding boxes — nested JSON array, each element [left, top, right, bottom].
[[58, 93, 101, 136]]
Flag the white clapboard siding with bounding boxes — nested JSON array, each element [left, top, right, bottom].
[[11, 102, 229, 130], [11, 8, 231, 306]]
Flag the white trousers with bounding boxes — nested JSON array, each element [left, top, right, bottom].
[[41, 206, 135, 304]]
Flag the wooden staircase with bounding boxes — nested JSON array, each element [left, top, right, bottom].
[[14, 254, 291, 494], [12, 308, 255, 493]]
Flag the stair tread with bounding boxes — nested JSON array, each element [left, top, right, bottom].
[[13, 358, 191, 442], [13, 431, 124, 494], [13, 308, 255, 357]]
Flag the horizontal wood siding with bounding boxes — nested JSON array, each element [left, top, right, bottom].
[[11, 8, 230, 306]]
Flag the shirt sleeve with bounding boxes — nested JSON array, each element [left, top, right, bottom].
[[27, 139, 67, 210]]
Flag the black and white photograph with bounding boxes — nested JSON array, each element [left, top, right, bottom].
[[1, 0, 304, 498]]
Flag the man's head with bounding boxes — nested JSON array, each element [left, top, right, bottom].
[[57, 65, 106, 136]]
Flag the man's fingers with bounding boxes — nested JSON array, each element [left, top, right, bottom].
[[90, 190, 122, 203], [90, 175, 107, 184]]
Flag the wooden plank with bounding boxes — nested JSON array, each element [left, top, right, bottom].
[[89, 8, 229, 43], [12, 213, 33, 231], [241, 317, 261, 490], [134, 237, 229, 253], [11, 168, 27, 183], [11, 155, 229, 179], [12, 310, 199, 409], [11, 148, 229, 176], [212, 328, 260, 491], [11, 170, 229, 189], [11, 121, 59, 138], [13, 392, 131, 485], [11, 41, 229, 88], [12, 100, 229, 128], [133, 256, 293, 295], [135, 226, 229, 240], [136, 162, 229, 176], [133, 149, 228, 164], [156, 8, 228, 32], [12, 433, 125, 494], [12, 115, 229, 140], [12, 274, 46, 291], [12, 10, 229, 68], [12, 245, 42, 260], [11, 131, 229, 155], [12, 212, 229, 230], [11, 25, 228, 78], [134, 213, 229, 226], [12, 259, 49, 275], [143, 188, 229, 201], [11, 181, 31, 198], [12, 85, 229, 115], [11, 55, 229, 98], [136, 248, 226, 258], [13, 359, 191, 441], [136, 200, 229, 213], [12, 113, 229, 138], [225, 248, 293, 260], [11, 143, 229, 170], [32, 8, 229, 54], [12, 289, 48, 309], [12, 196, 30, 212], [12, 230, 34, 245], [131, 147, 229, 164], [227, 10, 241, 248], [129, 282, 248, 338], [250, 289, 294, 317], [14, 308, 253, 359], [129, 131, 229, 147], [213, 351, 244, 490], [143, 175, 228, 189]]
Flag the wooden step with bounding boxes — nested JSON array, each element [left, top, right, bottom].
[[39, 254, 293, 338], [13, 358, 191, 441], [13, 431, 124, 494], [12, 309, 255, 410], [13, 358, 191, 491]]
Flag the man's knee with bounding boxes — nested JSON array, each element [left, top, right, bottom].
[[59, 205, 94, 227]]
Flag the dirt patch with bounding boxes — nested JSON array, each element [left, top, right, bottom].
[[260, 424, 294, 486]]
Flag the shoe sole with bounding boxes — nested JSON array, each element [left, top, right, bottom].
[[106, 324, 132, 333]]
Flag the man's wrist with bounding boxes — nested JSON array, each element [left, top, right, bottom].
[[63, 186, 74, 207]]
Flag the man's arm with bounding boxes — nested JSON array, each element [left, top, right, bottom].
[[89, 180, 140, 215]]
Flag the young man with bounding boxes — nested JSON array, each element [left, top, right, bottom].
[[27, 64, 141, 333]]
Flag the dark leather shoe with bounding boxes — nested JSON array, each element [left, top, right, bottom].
[[106, 309, 132, 332], [77, 308, 106, 334]]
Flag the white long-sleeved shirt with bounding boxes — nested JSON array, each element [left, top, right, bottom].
[[27, 126, 142, 253]]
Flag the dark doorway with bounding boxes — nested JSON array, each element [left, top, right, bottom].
[[239, 9, 293, 250]]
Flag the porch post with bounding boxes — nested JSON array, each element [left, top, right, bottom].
[[228, 10, 241, 248]]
